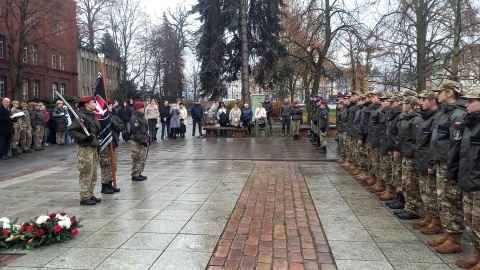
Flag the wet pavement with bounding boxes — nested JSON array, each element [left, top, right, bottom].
[[0, 136, 467, 269]]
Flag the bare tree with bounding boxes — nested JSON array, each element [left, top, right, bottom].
[[76, 0, 115, 49]]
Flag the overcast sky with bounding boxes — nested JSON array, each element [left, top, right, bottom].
[[139, 0, 197, 18]]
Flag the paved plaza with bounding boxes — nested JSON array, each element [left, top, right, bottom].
[[0, 137, 470, 269]]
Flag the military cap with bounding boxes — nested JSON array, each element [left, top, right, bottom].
[[418, 90, 437, 99], [460, 88, 480, 99], [336, 100, 344, 105], [433, 79, 461, 92], [376, 91, 388, 99], [107, 99, 113, 105], [380, 92, 393, 100], [403, 96, 420, 106], [78, 95, 94, 103], [320, 101, 328, 106], [357, 94, 366, 100], [364, 91, 372, 98], [350, 90, 358, 95], [402, 90, 418, 97], [133, 101, 144, 109], [388, 94, 402, 102]]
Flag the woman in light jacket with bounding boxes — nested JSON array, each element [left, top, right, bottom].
[[145, 100, 159, 141], [169, 103, 181, 139], [178, 102, 188, 138], [255, 102, 267, 127], [229, 104, 242, 127]]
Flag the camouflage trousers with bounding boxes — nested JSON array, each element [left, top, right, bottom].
[[20, 124, 32, 150], [11, 123, 22, 149], [100, 146, 118, 184], [356, 142, 369, 170], [131, 141, 147, 177], [77, 146, 99, 201], [319, 130, 327, 148], [292, 120, 300, 136], [402, 157, 420, 215], [33, 126, 44, 149], [379, 153, 392, 182], [56, 131, 65, 145], [337, 132, 345, 156], [367, 146, 379, 176], [435, 162, 464, 233], [463, 191, 480, 248], [391, 155, 403, 190], [344, 135, 353, 161], [418, 174, 439, 216]]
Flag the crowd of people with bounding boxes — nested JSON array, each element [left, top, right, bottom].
[[335, 80, 480, 269]]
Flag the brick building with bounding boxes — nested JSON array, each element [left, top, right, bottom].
[[0, 0, 78, 101]]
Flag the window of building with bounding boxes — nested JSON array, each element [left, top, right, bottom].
[[54, 24, 64, 36], [32, 44, 38, 65], [22, 46, 28, 63], [52, 82, 57, 97], [33, 80, 39, 98], [60, 54, 64, 70], [61, 83, 65, 95], [0, 76, 5, 97], [0, 35, 5, 59], [22, 80, 28, 100], [51, 50, 56, 69]]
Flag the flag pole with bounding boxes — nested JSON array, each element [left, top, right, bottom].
[[98, 53, 118, 190]]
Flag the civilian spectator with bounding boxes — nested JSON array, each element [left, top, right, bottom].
[[241, 103, 253, 136]]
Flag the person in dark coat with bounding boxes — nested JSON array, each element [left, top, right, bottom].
[[159, 101, 171, 139], [191, 100, 203, 137], [52, 100, 68, 146], [0, 98, 15, 160], [117, 101, 132, 141], [241, 103, 253, 136], [262, 96, 274, 134]]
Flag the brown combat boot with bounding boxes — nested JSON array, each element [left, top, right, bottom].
[[427, 233, 449, 247], [469, 263, 480, 270], [337, 157, 346, 163], [373, 180, 386, 192], [435, 233, 463, 254], [411, 211, 432, 230], [351, 169, 362, 175], [365, 175, 377, 186], [378, 189, 396, 201], [456, 247, 480, 269], [356, 171, 370, 181], [421, 217, 444, 235]]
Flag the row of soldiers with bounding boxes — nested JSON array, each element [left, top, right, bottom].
[[309, 96, 330, 153], [336, 80, 480, 269]]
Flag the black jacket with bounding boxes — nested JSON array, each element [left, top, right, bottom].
[[367, 103, 383, 148], [378, 107, 391, 156], [130, 111, 149, 142], [414, 108, 441, 175], [430, 101, 467, 164], [353, 105, 365, 140], [68, 108, 100, 147], [30, 108, 45, 127], [280, 103, 292, 117], [346, 102, 357, 137], [290, 106, 302, 121], [361, 101, 373, 141], [0, 105, 14, 136], [110, 114, 124, 148], [397, 112, 422, 158], [386, 106, 403, 152], [159, 105, 171, 123], [451, 112, 480, 191], [336, 108, 344, 133], [262, 101, 273, 117], [117, 106, 132, 123], [52, 106, 68, 132], [191, 104, 203, 120]]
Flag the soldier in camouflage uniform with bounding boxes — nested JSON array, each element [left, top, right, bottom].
[[19, 102, 32, 153], [30, 103, 45, 151], [10, 101, 23, 157], [309, 95, 318, 142], [317, 101, 329, 153], [336, 100, 345, 162], [426, 80, 467, 254], [130, 101, 149, 181], [68, 96, 101, 206], [366, 91, 387, 192], [376, 93, 394, 199], [99, 99, 125, 194], [351, 94, 369, 182], [451, 89, 480, 269], [411, 91, 443, 233], [395, 96, 422, 220]]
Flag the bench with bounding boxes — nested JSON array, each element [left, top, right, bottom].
[[298, 124, 336, 138], [203, 126, 248, 138]]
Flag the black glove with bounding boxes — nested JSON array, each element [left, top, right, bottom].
[[321, 128, 326, 133], [142, 141, 148, 147], [84, 134, 94, 143]]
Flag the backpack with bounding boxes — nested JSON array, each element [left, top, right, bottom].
[[219, 111, 228, 124]]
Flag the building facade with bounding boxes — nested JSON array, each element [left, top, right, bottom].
[[0, 0, 78, 100], [77, 47, 123, 98]]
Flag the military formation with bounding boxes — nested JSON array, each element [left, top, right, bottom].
[[309, 95, 330, 153], [68, 96, 149, 206], [336, 80, 480, 269]]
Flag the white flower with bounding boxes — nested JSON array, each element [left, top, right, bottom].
[[57, 217, 71, 229], [0, 217, 10, 229], [35, 215, 50, 225], [56, 214, 69, 221]]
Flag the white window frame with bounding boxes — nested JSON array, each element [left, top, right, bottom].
[[22, 80, 28, 100], [51, 50, 56, 69], [23, 46, 27, 63], [0, 76, 5, 97], [59, 54, 64, 70], [32, 44, 38, 65], [0, 36, 4, 59], [52, 82, 57, 98], [33, 80, 39, 98], [61, 83, 65, 95]]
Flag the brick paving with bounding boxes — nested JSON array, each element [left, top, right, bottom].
[[206, 162, 336, 270]]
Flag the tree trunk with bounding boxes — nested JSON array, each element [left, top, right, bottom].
[[415, 0, 427, 92], [449, 0, 462, 82], [239, 0, 249, 104]]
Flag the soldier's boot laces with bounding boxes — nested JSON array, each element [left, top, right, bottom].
[[456, 247, 480, 269], [427, 233, 449, 247], [412, 211, 432, 230], [421, 217, 444, 235], [435, 233, 463, 254]]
